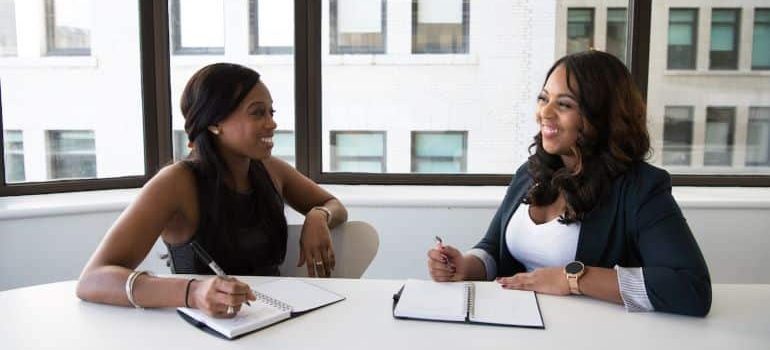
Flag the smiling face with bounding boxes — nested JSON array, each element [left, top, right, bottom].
[[536, 64, 583, 166], [214, 81, 277, 161]]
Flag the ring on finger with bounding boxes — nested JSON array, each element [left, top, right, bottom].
[[315, 260, 324, 266]]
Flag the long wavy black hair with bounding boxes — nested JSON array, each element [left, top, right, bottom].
[[179, 63, 287, 268], [524, 51, 650, 224]]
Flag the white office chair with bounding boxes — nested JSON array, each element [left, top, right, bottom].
[[280, 221, 379, 278]]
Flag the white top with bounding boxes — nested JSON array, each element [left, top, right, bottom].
[[1, 279, 768, 350], [505, 203, 580, 272]]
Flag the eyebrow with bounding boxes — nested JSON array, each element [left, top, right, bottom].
[[246, 100, 272, 109], [541, 89, 577, 101]]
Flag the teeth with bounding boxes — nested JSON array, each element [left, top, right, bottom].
[[542, 125, 558, 136], [261, 137, 273, 143]]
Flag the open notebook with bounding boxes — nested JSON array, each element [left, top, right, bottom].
[[393, 279, 544, 328], [178, 279, 345, 339]]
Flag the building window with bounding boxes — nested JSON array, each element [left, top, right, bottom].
[[752, 9, 770, 70], [704, 107, 735, 166], [45, 0, 91, 56], [606, 8, 627, 63], [747, 107, 770, 167], [249, 0, 293, 55], [330, 131, 385, 173], [710, 9, 740, 70], [329, 0, 386, 54], [172, 130, 190, 161], [411, 131, 467, 173], [412, 0, 469, 54], [46, 130, 96, 179], [170, 0, 224, 55], [662, 107, 694, 166], [0, 0, 17, 57], [668, 8, 698, 70], [3, 130, 24, 183], [567, 8, 594, 54], [273, 130, 295, 166]]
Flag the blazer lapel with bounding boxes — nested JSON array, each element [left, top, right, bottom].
[[575, 184, 619, 266], [498, 175, 533, 275]]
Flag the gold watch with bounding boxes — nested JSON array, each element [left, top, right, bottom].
[[564, 261, 585, 295]]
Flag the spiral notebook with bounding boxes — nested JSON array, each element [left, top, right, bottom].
[[392, 279, 544, 328], [177, 279, 345, 339]]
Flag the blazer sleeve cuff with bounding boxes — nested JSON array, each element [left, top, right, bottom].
[[467, 248, 497, 281], [615, 265, 655, 312]]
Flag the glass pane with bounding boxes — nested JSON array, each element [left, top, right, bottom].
[[169, 1, 295, 169], [330, 0, 385, 54], [567, 8, 593, 54], [1, 1, 144, 182], [606, 8, 627, 63], [332, 132, 384, 157], [3, 130, 25, 182], [171, 0, 224, 54], [747, 107, 770, 166], [323, 0, 568, 175], [752, 9, 770, 69], [0, 0, 17, 56], [47, 0, 91, 55], [650, 2, 769, 175], [414, 133, 464, 157]]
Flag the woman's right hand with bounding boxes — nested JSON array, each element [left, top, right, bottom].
[[427, 245, 467, 282], [189, 277, 256, 318]]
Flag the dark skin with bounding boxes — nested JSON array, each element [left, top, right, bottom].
[[77, 81, 348, 318]]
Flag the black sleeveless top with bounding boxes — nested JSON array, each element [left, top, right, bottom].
[[164, 160, 288, 276]]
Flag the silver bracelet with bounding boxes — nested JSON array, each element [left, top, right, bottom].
[[125, 270, 152, 309], [311, 206, 332, 225]]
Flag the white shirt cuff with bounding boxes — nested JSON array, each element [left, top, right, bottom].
[[467, 248, 497, 281], [615, 265, 655, 312]]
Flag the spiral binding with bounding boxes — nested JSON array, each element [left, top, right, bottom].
[[252, 289, 292, 312], [464, 282, 475, 318]]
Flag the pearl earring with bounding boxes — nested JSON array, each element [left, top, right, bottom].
[[208, 126, 220, 135]]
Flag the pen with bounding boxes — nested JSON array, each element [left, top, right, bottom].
[[190, 241, 251, 306], [434, 235, 453, 269]]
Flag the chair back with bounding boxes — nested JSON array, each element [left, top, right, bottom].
[[280, 221, 379, 278]]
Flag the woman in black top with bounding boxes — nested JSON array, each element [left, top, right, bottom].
[[77, 63, 348, 318]]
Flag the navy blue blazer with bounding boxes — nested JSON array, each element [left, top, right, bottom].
[[473, 161, 712, 316]]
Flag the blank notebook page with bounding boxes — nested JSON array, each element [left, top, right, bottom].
[[393, 279, 467, 322], [251, 279, 343, 313], [470, 282, 543, 327]]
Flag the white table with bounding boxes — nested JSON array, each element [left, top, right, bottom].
[[2, 278, 769, 349]]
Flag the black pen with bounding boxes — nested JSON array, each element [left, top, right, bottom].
[[190, 241, 251, 306]]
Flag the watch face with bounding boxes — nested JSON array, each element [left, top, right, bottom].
[[565, 261, 584, 274]]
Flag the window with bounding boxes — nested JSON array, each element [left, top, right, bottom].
[[747, 107, 770, 167], [667, 8, 698, 70], [329, 0, 386, 54], [172, 130, 190, 161], [273, 131, 295, 166], [567, 8, 594, 54], [411, 131, 467, 173], [412, 0, 469, 54], [45, 0, 91, 55], [330, 131, 386, 173], [662, 107, 694, 166], [250, 0, 293, 55], [752, 9, 770, 70], [606, 8, 627, 63], [710, 9, 740, 70], [0, 0, 16, 56], [170, 0, 224, 55], [704, 107, 735, 166], [46, 130, 96, 179], [3, 130, 24, 182]]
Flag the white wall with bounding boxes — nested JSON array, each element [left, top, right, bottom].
[[2, 186, 769, 291]]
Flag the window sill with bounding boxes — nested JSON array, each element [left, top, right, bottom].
[[2, 185, 770, 221], [0, 56, 99, 69], [324, 54, 479, 66]]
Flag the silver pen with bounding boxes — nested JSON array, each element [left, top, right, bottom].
[[190, 241, 251, 306]]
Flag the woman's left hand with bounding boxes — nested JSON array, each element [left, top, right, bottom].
[[496, 267, 570, 296], [297, 211, 335, 278]]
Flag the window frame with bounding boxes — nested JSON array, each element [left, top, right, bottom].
[[411, 0, 470, 54], [566, 7, 595, 54], [44, 0, 92, 56], [410, 131, 468, 173], [752, 8, 770, 70], [169, 0, 225, 55], [249, 0, 293, 55], [329, 130, 387, 173], [1, 0, 769, 197], [329, 0, 387, 55], [667, 7, 698, 70], [709, 8, 741, 70]]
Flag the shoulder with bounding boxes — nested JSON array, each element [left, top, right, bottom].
[[259, 156, 295, 192], [615, 162, 673, 207], [511, 161, 532, 187], [143, 161, 198, 200]]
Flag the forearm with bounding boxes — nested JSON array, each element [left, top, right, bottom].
[[579, 266, 622, 305], [77, 265, 191, 308], [462, 254, 488, 281], [319, 198, 348, 228]]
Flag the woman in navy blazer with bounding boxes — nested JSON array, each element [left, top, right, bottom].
[[427, 51, 711, 317]]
